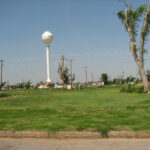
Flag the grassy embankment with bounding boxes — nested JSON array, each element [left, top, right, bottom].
[[0, 87, 150, 135]]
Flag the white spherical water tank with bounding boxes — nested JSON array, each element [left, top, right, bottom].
[[42, 31, 53, 46]]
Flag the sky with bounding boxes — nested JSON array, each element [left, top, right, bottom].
[[0, 0, 150, 84]]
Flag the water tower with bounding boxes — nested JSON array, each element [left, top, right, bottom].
[[41, 31, 55, 88]]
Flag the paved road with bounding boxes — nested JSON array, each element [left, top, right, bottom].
[[0, 138, 150, 150]]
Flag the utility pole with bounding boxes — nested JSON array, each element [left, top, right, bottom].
[[92, 72, 93, 83], [60, 55, 65, 88], [66, 59, 74, 89], [84, 66, 87, 86], [122, 72, 124, 80], [0, 60, 3, 86]]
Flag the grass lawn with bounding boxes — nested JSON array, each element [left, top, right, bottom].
[[0, 87, 150, 134]]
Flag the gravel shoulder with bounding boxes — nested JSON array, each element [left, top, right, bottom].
[[1, 138, 150, 150]]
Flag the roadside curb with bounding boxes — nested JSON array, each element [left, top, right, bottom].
[[1, 131, 150, 139]]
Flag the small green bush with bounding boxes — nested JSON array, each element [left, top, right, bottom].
[[120, 84, 144, 93], [0, 93, 9, 98]]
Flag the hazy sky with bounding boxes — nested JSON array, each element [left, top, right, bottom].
[[0, 0, 150, 84]]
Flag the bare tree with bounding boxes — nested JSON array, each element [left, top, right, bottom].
[[117, 1, 150, 92]]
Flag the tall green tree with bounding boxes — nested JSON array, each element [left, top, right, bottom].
[[100, 73, 108, 85], [117, 1, 150, 92]]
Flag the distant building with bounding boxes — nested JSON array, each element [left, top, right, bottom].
[[38, 82, 55, 89]]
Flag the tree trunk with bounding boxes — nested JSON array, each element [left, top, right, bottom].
[[130, 40, 150, 92], [138, 63, 150, 92]]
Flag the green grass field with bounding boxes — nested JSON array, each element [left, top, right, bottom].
[[0, 87, 150, 134]]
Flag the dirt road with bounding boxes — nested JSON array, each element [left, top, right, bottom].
[[0, 138, 150, 150]]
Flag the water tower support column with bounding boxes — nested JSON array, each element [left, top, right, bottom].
[[46, 46, 51, 83]]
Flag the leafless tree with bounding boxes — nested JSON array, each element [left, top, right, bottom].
[[118, 1, 150, 92]]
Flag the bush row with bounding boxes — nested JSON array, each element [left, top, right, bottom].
[[120, 84, 144, 93]]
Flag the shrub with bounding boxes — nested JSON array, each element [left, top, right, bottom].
[[120, 84, 144, 93], [24, 80, 32, 89], [0, 93, 8, 98]]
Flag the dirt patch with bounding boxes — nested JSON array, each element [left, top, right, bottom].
[[108, 131, 150, 138], [0, 131, 150, 139], [0, 131, 101, 139]]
